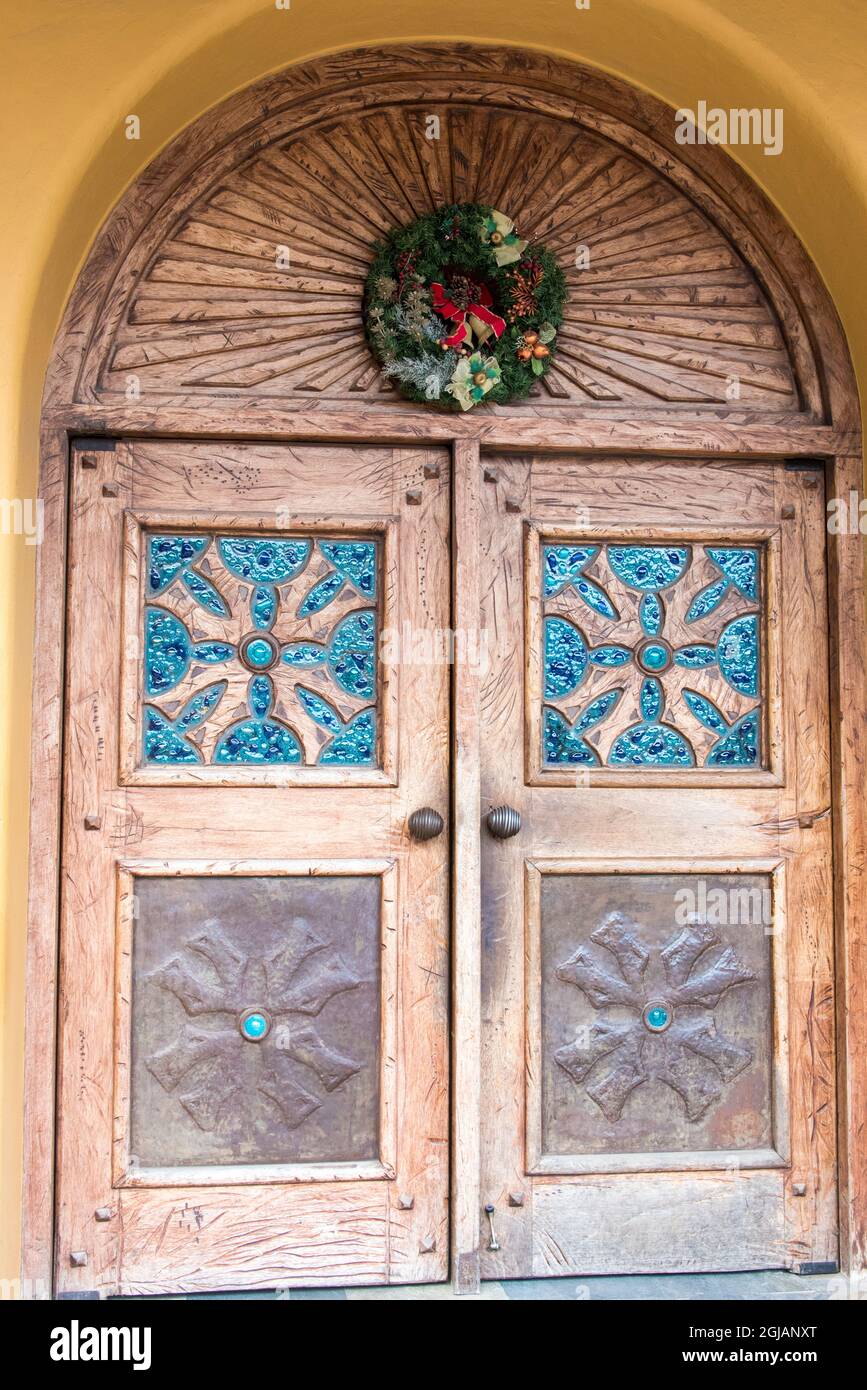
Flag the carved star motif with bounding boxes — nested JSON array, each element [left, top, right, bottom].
[[145, 919, 364, 1133], [554, 912, 756, 1122]]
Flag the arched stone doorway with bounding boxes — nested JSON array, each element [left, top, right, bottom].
[[28, 45, 865, 1296]]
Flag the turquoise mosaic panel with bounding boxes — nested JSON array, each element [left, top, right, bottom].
[[141, 532, 379, 768], [540, 542, 763, 770]]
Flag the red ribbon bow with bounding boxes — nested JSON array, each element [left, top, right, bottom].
[[431, 282, 506, 348]]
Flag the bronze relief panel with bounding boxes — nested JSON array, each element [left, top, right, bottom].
[[130, 874, 381, 1168], [540, 873, 774, 1157]]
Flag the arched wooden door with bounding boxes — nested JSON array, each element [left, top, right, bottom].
[[30, 46, 865, 1297]]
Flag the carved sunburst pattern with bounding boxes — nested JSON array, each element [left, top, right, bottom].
[[142, 531, 378, 767], [144, 919, 365, 1137], [541, 542, 762, 769], [554, 912, 756, 1122], [95, 104, 799, 411]]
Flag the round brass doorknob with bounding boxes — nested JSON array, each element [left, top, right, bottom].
[[408, 807, 444, 841], [486, 805, 521, 839]]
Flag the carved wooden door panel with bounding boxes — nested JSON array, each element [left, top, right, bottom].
[[478, 454, 837, 1278], [55, 439, 450, 1295]]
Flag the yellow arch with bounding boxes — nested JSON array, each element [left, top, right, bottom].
[[2, 0, 865, 1283]]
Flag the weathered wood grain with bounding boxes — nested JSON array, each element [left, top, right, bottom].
[[826, 454, 867, 1285], [89, 100, 800, 412], [52, 442, 451, 1296], [40, 404, 863, 454], [21, 425, 72, 1297], [43, 45, 859, 426], [479, 453, 838, 1280], [451, 442, 483, 1294], [531, 1172, 784, 1276], [479, 457, 534, 1276], [23, 44, 866, 1298]]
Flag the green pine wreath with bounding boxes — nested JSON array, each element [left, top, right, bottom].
[[363, 203, 567, 410]]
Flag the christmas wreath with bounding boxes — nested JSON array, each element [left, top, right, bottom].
[[364, 204, 567, 410]]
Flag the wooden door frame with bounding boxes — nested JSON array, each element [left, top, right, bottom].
[[21, 43, 867, 1297], [24, 423, 866, 1297]]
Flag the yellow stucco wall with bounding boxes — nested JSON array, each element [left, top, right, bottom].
[[2, 0, 865, 1285]]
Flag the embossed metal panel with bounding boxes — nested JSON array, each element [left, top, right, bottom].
[[540, 542, 763, 770], [540, 873, 773, 1157], [130, 874, 381, 1168], [141, 531, 380, 770]]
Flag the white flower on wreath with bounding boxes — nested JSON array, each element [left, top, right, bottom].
[[481, 209, 528, 267], [447, 353, 502, 411]]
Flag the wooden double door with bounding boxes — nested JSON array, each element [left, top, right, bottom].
[[55, 440, 837, 1294]]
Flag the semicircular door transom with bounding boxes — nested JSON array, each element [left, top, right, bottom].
[[94, 100, 800, 413]]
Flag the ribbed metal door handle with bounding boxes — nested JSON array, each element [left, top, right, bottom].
[[408, 807, 444, 841], [486, 805, 521, 839]]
